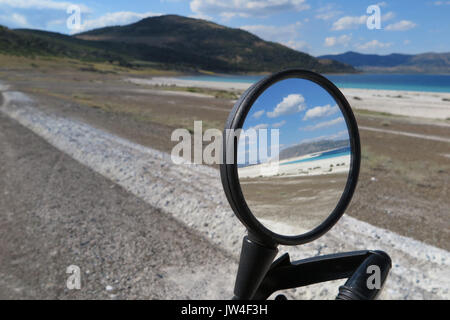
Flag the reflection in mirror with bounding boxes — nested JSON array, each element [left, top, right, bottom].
[[237, 78, 351, 237]]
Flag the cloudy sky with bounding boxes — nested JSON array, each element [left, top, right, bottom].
[[0, 0, 448, 56], [239, 78, 349, 164]]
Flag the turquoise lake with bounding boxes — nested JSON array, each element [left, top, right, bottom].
[[281, 147, 351, 166], [179, 74, 450, 93]]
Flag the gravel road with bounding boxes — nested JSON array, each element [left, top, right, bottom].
[[0, 94, 236, 299], [0, 86, 448, 299]]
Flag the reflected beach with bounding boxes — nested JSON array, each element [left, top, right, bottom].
[[239, 143, 350, 235]]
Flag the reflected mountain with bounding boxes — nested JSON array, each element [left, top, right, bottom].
[[278, 139, 350, 161]]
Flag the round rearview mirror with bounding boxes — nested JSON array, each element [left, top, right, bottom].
[[221, 70, 360, 246]]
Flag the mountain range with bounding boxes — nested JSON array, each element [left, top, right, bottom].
[[278, 139, 350, 161], [1, 15, 448, 74], [0, 15, 355, 74], [319, 51, 450, 73]]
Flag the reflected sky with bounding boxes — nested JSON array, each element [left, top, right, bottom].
[[238, 78, 349, 165]]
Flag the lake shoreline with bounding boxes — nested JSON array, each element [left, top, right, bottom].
[[125, 76, 450, 120], [179, 73, 450, 93]]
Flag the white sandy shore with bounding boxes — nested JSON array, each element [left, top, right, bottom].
[[343, 88, 450, 120], [239, 154, 350, 178], [126, 76, 450, 120]]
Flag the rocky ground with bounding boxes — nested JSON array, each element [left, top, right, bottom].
[[0, 107, 237, 299]]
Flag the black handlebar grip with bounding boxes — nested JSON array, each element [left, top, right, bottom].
[[336, 251, 392, 300]]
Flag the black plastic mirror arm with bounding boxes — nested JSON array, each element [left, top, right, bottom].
[[233, 236, 278, 300], [252, 250, 391, 300]]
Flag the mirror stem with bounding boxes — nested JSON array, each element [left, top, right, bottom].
[[233, 235, 278, 300]]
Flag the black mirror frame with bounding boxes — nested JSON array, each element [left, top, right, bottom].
[[220, 69, 361, 246]]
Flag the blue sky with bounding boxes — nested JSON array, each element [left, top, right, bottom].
[[0, 0, 448, 56], [239, 78, 349, 164]]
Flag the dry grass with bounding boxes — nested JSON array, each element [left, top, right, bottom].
[[24, 87, 223, 133], [150, 84, 240, 100], [0, 54, 180, 77]]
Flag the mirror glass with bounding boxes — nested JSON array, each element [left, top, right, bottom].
[[237, 78, 351, 236]]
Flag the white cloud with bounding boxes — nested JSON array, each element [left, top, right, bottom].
[[303, 116, 344, 131], [46, 18, 66, 28], [385, 20, 417, 31], [382, 11, 395, 22], [299, 130, 348, 144], [73, 11, 161, 33], [220, 11, 248, 20], [252, 110, 265, 119], [282, 40, 309, 51], [241, 22, 308, 52], [324, 37, 336, 47], [190, 0, 310, 19], [0, 0, 90, 12], [331, 15, 366, 31], [0, 12, 29, 27], [315, 12, 338, 21], [315, 4, 342, 21], [303, 104, 339, 120], [355, 39, 393, 51], [240, 22, 301, 41], [249, 123, 269, 130], [189, 12, 213, 20], [331, 11, 394, 31], [272, 120, 286, 128], [267, 94, 306, 118], [433, 1, 450, 5], [324, 34, 351, 47]]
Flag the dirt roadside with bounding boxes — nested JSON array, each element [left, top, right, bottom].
[[0, 112, 236, 299]]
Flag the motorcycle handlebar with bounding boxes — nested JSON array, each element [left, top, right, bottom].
[[336, 250, 392, 300]]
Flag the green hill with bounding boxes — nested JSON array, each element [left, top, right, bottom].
[[0, 25, 130, 66], [76, 15, 355, 73]]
